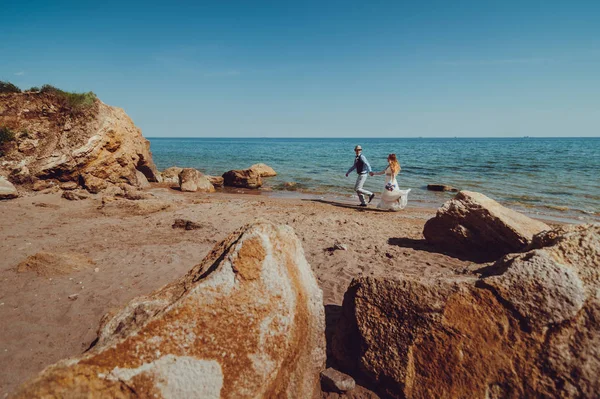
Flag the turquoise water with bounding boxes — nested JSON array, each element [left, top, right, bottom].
[[148, 137, 600, 222]]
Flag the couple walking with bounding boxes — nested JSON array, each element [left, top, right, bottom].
[[345, 145, 411, 210]]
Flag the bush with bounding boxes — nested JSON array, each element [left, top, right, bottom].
[[0, 126, 16, 155], [28, 86, 40, 92], [0, 81, 21, 94], [40, 84, 97, 114]]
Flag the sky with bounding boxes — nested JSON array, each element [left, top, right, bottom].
[[1, 0, 599, 137]]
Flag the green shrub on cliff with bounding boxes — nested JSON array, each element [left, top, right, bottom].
[[40, 84, 97, 114], [0, 81, 21, 94], [0, 126, 16, 155], [28, 86, 40, 92]]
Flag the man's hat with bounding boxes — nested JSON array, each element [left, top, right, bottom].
[[354, 145, 362, 151]]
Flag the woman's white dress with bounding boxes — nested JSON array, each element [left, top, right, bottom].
[[377, 167, 411, 211]]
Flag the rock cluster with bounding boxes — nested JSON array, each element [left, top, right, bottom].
[[333, 224, 600, 399], [13, 222, 326, 398], [0, 92, 160, 194], [423, 190, 550, 260]]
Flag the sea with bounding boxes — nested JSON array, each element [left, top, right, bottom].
[[148, 137, 600, 223]]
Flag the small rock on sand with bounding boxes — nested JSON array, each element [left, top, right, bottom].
[[172, 218, 202, 230], [67, 294, 79, 301]]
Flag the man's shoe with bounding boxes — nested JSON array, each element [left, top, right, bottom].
[[368, 193, 375, 203], [358, 203, 367, 207]]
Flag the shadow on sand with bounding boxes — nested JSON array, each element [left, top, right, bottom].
[[387, 237, 490, 264], [303, 198, 389, 212]]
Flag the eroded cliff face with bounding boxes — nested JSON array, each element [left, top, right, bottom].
[[0, 92, 159, 190]]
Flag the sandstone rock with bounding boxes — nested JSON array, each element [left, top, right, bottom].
[[427, 184, 458, 192], [0, 177, 18, 199], [9, 165, 31, 184], [179, 168, 215, 193], [160, 166, 183, 185], [82, 173, 108, 194], [222, 169, 262, 189], [121, 184, 153, 200], [135, 170, 151, 189], [206, 175, 224, 187], [172, 218, 202, 230], [0, 92, 160, 190], [16, 252, 95, 277], [61, 190, 89, 201], [13, 222, 326, 398], [59, 181, 78, 190], [333, 224, 600, 399], [250, 163, 277, 177], [320, 368, 355, 393], [32, 179, 57, 191], [423, 191, 550, 260]]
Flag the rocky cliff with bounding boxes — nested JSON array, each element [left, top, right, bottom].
[[0, 92, 159, 191]]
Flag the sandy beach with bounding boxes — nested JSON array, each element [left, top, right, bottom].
[[0, 186, 489, 397]]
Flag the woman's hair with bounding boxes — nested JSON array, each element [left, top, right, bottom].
[[388, 153, 400, 174]]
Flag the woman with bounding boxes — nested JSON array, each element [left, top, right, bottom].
[[370, 154, 411, 211]]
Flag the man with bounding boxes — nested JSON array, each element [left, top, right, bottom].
[[345, 145, 375, 207]]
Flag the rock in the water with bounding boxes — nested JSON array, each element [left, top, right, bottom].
[[13, 222, 326, 399], [206, 175, 224, 187], [333, 224, 600, 399], [0, 92, 160, 189], [0, 177, 18, 199], [160, 166, 183, 185], [222, 169, 262, 189], [427, 184, 458, 192], [320, 368, 356, 393], [283, 182, 297, 190], [61, 189, 89, 201], [250, 163, 277, 177], [179, 168, 216, 193], [423, 190, 550, 260], [172, 218, 202, 230], [16, 252, 95, 277]]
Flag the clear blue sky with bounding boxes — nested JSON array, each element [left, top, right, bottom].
[[2, 1, 599, 137]]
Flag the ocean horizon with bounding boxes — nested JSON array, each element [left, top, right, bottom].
[[148, 137, 600, 223]]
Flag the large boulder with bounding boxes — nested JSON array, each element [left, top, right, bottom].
[[333, 224, 600, 399], [0, 92, 160, 191], [0, 176, 18, 199], [160, 166, 183, 185], [13, 222, 326, 398], [178, 168, 215, 193], [250, 163, 277, 177], [206, 175, 224, 187], [423, 190, 550, 260], [222, 169, 262, 189]]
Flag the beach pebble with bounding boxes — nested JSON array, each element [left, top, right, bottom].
[[333, 242, 348, 251], [94, 268, 99, 273], [68, 294, 79, 301], [320, 367, 355, 393]]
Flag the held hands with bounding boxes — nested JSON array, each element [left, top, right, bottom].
[[369, 172, 374, 176]]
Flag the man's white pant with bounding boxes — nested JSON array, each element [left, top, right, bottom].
[[354, 173, 372, 205]]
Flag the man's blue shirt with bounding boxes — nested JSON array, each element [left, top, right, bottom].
[[347, 153, 372, 175]]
